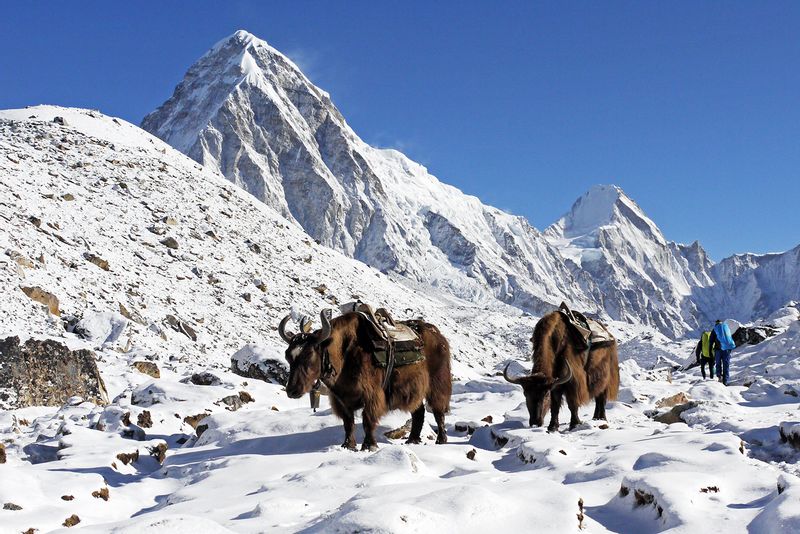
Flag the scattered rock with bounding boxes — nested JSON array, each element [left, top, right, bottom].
[[183, 413, 210, 429], [164, 314, 197, 341], [653, 401, 698, 425], [247, 241, 261, 254], [163, 216, 178, 226], [63, 514, 81, 528], [3, 502, 22, 510], [115, 450, 140, 465], [83, 252, 110, 271], [52, 116, 68, 126], [219, 395, 243, 411], [147, 225, 166, 236], [384, 419, 413, 440], [700, 486, 720, 493], [131, 361, 160, 379], [481, 415, 493, 423], [0, 443, 5, 463], [92, 487, 109, 501], [137, 410, 153, 429], [188, 372, 221, 386], [655, 392, 690, 409], [0, 337, 108, 409], [196, 424, 209, 437], [149, 442, 168, 464], [598, 423, 610, 430], [466, 449, 477, 461], [160, 236, 179, 249], [118, 302, 146, 325], [61, 193, 75, 201], [5, 249, 35, 269], [61, 495, 74, 501], [241, 292, 252, 302], [253, 279, 267, 292], [20, 286, 60, 315], [313, 284, 328, 295], [271, 406, 279, 411], [239, 391, 255, 404], [28, 216, 41, 228]]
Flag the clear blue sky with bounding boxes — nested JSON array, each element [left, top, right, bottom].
[[2, 2, 798, 260]]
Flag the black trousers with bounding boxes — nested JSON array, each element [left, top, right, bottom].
[[699, 357, 715, 379]]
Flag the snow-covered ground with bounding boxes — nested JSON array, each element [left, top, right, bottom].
[[1, 108, 799, 533]]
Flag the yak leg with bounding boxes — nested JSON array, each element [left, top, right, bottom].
[[592, 391, 608, 420], [406, 404, 425, 444], [567, 394, 582, 430], [547, 390, 563, 432], [433, 409, 448, 444], [337, 403, 357, 450]]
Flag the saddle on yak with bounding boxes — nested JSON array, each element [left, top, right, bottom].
[[557, 301, 615, 366], [339, 302, 425, 391]]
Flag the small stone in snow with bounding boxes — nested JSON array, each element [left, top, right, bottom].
[[3, 502, 22, 510], [160, 236, 179, 249], [466, 449, 477, 461]]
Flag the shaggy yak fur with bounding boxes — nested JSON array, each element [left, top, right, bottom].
[[281, 311, 452, 451], [505, 311, 620, 431]]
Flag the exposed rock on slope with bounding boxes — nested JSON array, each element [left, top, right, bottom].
[[0, 336, 108, 409]]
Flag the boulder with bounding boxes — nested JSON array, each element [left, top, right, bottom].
[[733, 326, 779, 347], [20, 286, 60, 316], [779, 422, 800, 450], [0, 337, 108, 409], [0, 443, 5, 464], [231, 344, 288, 384]]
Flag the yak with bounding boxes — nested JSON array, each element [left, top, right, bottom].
[[279, 309, 452, 451], [504, 310, 620, 431]]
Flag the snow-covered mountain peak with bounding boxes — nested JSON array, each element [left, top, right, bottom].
[[550, 184, 662, 242]]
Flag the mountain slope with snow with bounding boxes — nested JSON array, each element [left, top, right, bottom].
[[141, 30, 596, 317], [142, 30, 800, 338], [544, 185, 715, 334]]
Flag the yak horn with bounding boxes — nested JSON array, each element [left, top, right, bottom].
[[278, 314, 295, 343], [318, 309, 333, 342], [553, 361, 573, 387], [503, 363, 524, 384]]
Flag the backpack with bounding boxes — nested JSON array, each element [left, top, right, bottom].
[[700, 331, 713, 358]]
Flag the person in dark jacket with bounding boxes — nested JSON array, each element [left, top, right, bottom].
[[694, 330, 717, 379], [709, 319, 736, 386]]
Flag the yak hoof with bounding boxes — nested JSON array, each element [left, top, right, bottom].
[[341, 440, 357, 451], [569, 421, 581, 431], [405, 436, 422, 445], [361, 442, 379, 452], [435, 434, 448, 445], [547, 424, 559, 433]]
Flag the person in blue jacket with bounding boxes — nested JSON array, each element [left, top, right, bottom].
[[709, 319, 736, 386]]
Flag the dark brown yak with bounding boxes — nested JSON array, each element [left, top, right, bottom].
[[279, 310, 452, 451], [504, 311, 620, 431]]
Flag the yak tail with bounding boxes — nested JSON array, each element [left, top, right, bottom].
[[607, 342, 620, 401]]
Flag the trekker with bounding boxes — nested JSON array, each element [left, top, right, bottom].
[[694, 330, 717, 380], [709, 320, 736, 386]]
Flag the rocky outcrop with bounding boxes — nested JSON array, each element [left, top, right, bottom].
[[0, 337, 108, 409], [733, 325, 779, 347], [230, 344, 288, 384], [20, 286, 60, 316]]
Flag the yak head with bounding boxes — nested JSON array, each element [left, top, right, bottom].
[[503, 362, 572, 427], [278, 310, 333, 399]]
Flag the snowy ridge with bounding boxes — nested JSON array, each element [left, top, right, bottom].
[[142, 30, 597, 318], [143, 31, 800, 338]]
